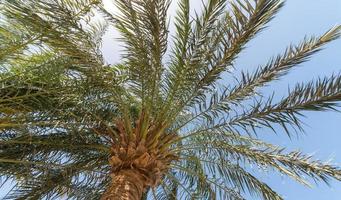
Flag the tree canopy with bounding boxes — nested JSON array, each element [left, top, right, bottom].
[[0, 0, 341, 199]]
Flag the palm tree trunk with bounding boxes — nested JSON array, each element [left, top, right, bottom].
[[101, 169, 146, 200]]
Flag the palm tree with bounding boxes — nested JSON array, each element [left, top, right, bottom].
[[0, 0, 341, 199]]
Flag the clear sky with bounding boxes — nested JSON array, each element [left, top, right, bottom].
[[1, 0, 340, 199]]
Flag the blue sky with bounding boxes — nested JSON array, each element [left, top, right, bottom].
[[1, 0, 340, 199]]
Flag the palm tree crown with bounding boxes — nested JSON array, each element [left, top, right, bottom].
[[0, 0, 341, 199]]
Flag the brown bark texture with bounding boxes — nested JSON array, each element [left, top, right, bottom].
[[100, 169, 146, 200], [100, 117, 178, 200]]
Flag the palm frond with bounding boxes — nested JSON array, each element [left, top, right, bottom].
[[173, 134, 341, 187], [3, 157, 108, 200], [163, 0, 284, 128], [228, 26, 341, 104], [227, 74, 341, 135], [112, 0, 170, 107], [171, 11, 341, 136], [0, 129, 110, 199]]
